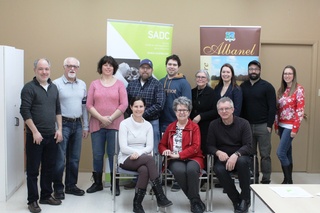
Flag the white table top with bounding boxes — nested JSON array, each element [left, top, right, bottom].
[[250, 184, 320, 213]]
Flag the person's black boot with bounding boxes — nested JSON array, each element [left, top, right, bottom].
[[151, 177, 173, 208], [86, 172, 103, 193], [133, 188, 146, 213], [281, 165, 293, 184]]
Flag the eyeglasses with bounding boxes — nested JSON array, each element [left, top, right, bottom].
[[248, 67, 260, 71], [140, 66, 151, 70], [65, 64, 79, 69], [248, 68, 260, 71], [217, 107, 233, 112], [283, 73, 293, 76], [196, 76, 207, 79], [175, 109, 189, 113]]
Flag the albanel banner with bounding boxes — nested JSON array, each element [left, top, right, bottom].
[[107, 19, 173, 86], [200, 26, 261, 87]]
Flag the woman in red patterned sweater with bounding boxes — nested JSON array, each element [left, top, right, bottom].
[[274, 65, 305, 184]]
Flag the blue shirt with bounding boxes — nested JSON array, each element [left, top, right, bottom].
[[53, 75, 89, 131]]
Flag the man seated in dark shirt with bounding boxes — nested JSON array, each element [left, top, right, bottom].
[[207, 97, 253, 213]]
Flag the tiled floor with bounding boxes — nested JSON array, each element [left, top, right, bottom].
[[0, 172, 319, 213]]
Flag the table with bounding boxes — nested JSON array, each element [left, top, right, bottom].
[[250, 184, 320, 213]]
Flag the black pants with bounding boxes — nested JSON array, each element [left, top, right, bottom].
[[214, 156, 251, 204]]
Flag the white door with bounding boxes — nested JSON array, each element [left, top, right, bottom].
[[0, 46, 24, 201]]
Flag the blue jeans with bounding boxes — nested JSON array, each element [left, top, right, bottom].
[[250, 123, 272, 182], [91, 128, 116, 173], [277, 127, 293, 166], [53, 120, 83, 192], [149, 119, 160, 155], [26, 133, 57, 204]]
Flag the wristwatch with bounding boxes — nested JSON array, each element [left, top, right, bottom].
[[235, 151, 241, 157]]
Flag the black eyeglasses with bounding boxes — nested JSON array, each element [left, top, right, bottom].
[[65, 64, 79, 69]]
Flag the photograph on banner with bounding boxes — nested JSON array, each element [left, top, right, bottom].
[[200, 26, 261, 88], [107, 19, 173, 86]]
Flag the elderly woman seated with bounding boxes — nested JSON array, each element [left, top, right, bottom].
[[159, 96, 205, 213]]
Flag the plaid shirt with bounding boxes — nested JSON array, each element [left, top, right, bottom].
[[127, 76, 165, 121]]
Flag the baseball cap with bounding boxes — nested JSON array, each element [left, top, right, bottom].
[[139, 59, 153, 68], [248, 60, 261, 69]]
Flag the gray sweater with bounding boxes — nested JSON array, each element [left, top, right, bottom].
[[20, 77, 61, 135]]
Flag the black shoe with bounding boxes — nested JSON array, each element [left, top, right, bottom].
[[190, 198, 205, 213], [214, 183, 223, 188], [235, 200, 250, 213], [171, 182, 180, 192], [39, 196, 62, 205], [260, 180, 270, 184], [28, 201, 41, 213], [65, 186, 85, 196], [124, 181, 136, 190], [53, 191, 65, 200]]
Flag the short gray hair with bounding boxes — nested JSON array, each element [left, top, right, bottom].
[[173, 96, 192, 112], [195, 70, 210, 82], [34, 58, 51, 69], [63, 57, 80, 67], [217, 97, 234, 109]]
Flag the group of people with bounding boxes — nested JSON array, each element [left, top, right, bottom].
[[20, 54, 304, 213]]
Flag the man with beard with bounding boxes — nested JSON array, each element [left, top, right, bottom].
[[125, 59, 165, 189], [240, 60, 276, 184], [53, 57, 89, 199]]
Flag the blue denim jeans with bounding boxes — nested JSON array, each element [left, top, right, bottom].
[[149, 119, 160, 155], [91, 128, 116, 173], [277, 127, 293, 166], [26, 133, 57, 204], [53, 120, 83, 192]]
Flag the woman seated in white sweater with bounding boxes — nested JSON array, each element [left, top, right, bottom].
[[118, 96, 172, 213]]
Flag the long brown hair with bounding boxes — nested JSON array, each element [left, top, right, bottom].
[[277, 65, 298, 99], [216, 63, 238, 89]]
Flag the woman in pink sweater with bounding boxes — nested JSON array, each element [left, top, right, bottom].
[[274, 65, 305, 184], [86, 56, 128, 195]]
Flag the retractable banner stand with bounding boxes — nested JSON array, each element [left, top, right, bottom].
[[107, 19, 173, 86], [105, 19, 173, 185], [200, 26, 261, 87]]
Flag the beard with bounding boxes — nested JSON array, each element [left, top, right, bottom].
[[249, 72, 260, 81], [68, 72, 76, 79]]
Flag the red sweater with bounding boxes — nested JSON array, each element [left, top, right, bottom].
[[274, 84, 305, 133], [158, 119, 204, 169]]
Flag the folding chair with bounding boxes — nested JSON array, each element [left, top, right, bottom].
[[162, 154, 212, 212], [112, 131, 157, 212], [209, 154, 257, 212]]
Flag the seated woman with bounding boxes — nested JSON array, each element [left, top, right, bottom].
[[118, 97, 172, 213], [159, 96, 205, 213]]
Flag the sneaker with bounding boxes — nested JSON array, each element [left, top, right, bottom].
[[124, 181, 136, 190], [171, 181, 181, 192]]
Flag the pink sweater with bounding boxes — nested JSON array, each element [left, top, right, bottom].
[[86, 79, 128, 133], [274, 84, 305, 133]]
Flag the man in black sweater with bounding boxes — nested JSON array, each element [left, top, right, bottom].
[[20, 58, 63, 213], [207, 97, 253, 213], [240, 60, 276, 184]]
